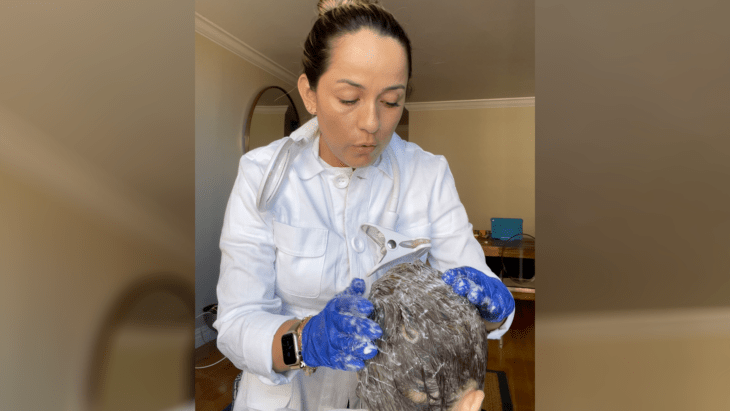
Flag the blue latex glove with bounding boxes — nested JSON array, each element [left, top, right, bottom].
[[301, 278, 382, 371], [442, 266, 515, 323]]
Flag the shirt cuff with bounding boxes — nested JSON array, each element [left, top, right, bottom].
[[242, 312, 297, 385], [485, 308, 515, 340]]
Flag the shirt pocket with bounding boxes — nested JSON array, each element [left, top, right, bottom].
[[273, 221, 328, 298]]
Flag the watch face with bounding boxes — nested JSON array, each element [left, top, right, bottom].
[[281, 333, 298, 366]]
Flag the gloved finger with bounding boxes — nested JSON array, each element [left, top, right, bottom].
[[327, 329, 355, 352], [467, 281, 488, 305], [333, 295, 374, 316], [479, 305, 502, 322], [332, 313, 382, 339], [341, 278, 366, 296], [352, 317, 382, 340], [351, 338, 379, 360], [441, 269, 461, 285], [329, 327, 380, 357], [329, 330, 365, 357], [331, 311, 359, 333], [463, 266, 489, 286], [334, 352, 366, 372], [490, 290, 514, 316], [451, 277, 471, 297], [341, 338, 377, 362]]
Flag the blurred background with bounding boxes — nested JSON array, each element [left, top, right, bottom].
[[536, 1, 730, 409], [0, 2, 194, 410]]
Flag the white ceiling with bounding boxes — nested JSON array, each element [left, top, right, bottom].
[[195, 0, 535, 102]]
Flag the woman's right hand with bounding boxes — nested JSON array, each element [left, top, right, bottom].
[[300, 278, 382, 371]]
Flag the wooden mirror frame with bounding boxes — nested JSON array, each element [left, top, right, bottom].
[[243, 86, 300, 153]]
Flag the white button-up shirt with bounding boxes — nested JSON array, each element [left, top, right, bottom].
[[214, 118, 514, 410]]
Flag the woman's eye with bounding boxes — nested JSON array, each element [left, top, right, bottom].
[[384, 101, 401, 108], [340, 99, 358, 105]]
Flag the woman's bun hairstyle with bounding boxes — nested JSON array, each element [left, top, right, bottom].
[[317, 0, 380, 16]]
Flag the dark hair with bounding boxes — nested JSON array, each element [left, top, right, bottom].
[[357, 261, 489, 410], [303, 0, 413, 93]]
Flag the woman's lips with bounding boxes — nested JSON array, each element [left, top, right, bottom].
[[354, 145, 376, 155]]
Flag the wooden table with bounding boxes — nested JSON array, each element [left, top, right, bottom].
[[474, 230, 535, 300], [474, 230, 534, 259]]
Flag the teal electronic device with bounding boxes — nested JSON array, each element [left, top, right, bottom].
[[490, 218, 523, 241]]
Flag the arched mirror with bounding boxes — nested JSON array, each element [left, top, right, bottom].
[[243, 86, 300, 153]]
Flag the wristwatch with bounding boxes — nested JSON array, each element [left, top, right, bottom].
[[281, 317, 316, 375]]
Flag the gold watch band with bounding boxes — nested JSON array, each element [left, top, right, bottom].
[[296, 316, 311, 349], [296, 316, 316, 376]]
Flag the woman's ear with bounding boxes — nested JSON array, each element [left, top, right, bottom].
[[297, 74, 317, 115], [457, 389, 485, 411]]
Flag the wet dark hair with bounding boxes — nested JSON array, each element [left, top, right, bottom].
[[357, 261, 489, 410], [303, 0, 413, 94]]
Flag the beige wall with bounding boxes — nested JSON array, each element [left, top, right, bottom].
[[409, 107, 535, 235], [195, 33, 306, 330], [250, 110, 286, 150], [537, 309, 730, 410]]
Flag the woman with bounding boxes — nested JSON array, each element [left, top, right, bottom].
[[214, 1, 515, 409]]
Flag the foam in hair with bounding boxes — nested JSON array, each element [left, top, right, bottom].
[[357, 261, 489, 410]]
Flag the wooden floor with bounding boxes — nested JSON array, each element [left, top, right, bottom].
[[195, 299, 534, 411], [194, 341, 240, 411], [484, 298, 535, 411]]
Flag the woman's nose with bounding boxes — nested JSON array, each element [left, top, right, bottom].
[[358, 102, 380, 134]]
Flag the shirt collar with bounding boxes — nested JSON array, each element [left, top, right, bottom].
[[290, 118, 323, 181]]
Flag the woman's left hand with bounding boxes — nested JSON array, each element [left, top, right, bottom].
[[442, 266, 515, 323]]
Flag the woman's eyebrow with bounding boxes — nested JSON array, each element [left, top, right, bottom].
[[336, 79, 406, 92]]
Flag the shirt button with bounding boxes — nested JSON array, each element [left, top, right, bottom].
[[352, 237, 365, 253], [334, 174, 349, 188]]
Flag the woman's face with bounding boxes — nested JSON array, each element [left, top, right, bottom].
[[300, 29, 409, 168]]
